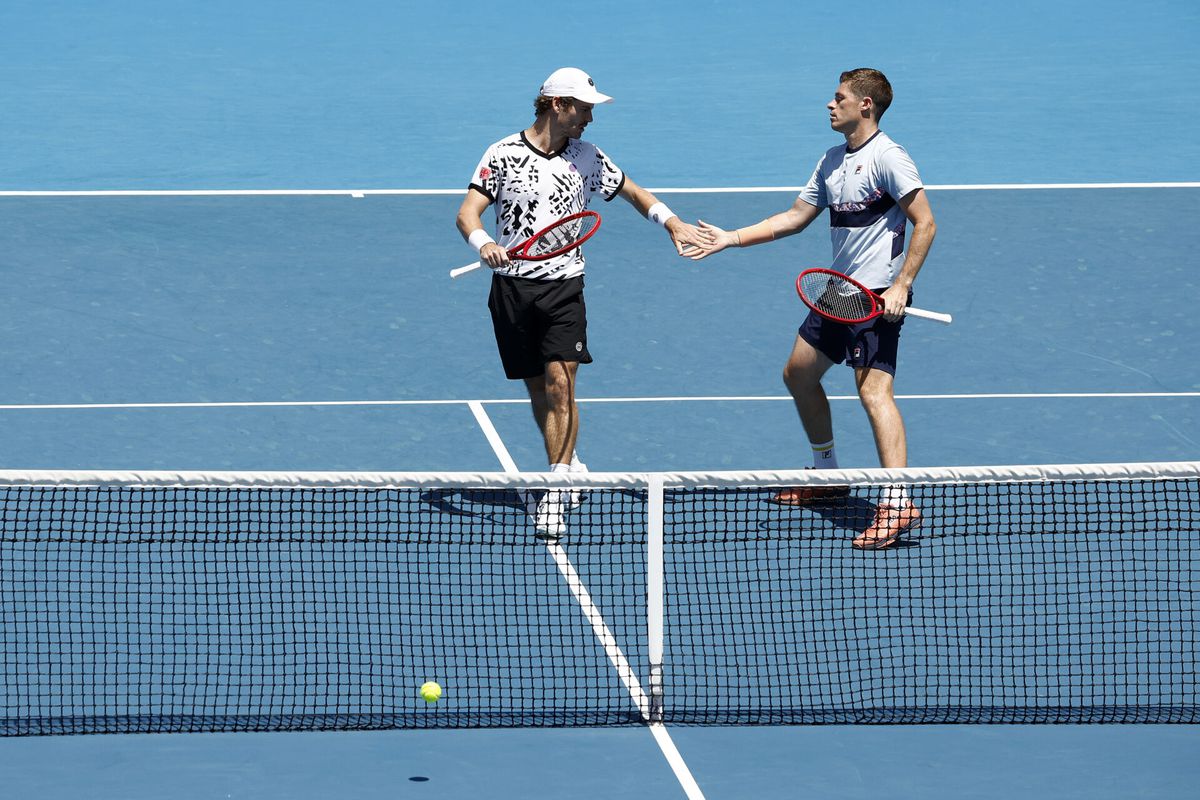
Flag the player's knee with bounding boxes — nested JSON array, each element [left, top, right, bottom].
[[542, 373, 575, 407], [857, 381, 896, 413], [542, 383, 569, 409], [782, 362, 818, 392]]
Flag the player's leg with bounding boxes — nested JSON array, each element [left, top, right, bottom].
[[524, 370, 585, 466], [518, 371, 569, 540], [526, 360, 579, 467], [847, 314, 921, 549], [526, 367, 586, 514], [782, 333, 835, 444], [855, 366, 907, 469], [489, 275, 570, 539], [772, 332, 850, 505], [527, 277, 592, 539], [535, 277, 591, 468], [524, 375, 552, 453]]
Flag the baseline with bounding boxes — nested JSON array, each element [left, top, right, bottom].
[[0, 391, 1194, 412], [1, 182, 1197, 197]]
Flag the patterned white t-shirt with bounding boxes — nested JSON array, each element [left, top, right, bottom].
[[469, 131, 625, 280], [798, 131, 923, 290]]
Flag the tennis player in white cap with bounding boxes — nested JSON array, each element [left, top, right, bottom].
[[456, 68, 702, 539]]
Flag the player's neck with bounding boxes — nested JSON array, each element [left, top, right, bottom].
[[524, 119, 568, 156], [843, 120, 880, 151]]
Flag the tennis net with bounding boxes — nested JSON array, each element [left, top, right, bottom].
[[0, 462, 1196, 735]]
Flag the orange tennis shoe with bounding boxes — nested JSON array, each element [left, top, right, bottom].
[[769, 484, 851, 506], [853, 504, 922, 550]]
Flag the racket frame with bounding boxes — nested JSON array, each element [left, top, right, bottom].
[[796, 268, 953, 325], [450, 211, 601, 279]]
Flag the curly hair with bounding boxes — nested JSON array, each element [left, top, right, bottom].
[[533, 94, 574, 117]]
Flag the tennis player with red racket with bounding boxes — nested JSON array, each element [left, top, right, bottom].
[[687, 69, 939, 550], [455, 68, 703, 540]]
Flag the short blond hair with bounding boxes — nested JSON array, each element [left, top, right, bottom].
[[840, 68, 893, 120]]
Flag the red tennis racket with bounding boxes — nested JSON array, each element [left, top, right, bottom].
[[796, 268, 953, 325], [450, 211, 601, 279]]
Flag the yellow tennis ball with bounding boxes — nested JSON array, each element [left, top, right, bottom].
[[420, 681, 442, 703]]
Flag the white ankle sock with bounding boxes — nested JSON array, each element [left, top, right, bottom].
[[812, 440, 838, 469]]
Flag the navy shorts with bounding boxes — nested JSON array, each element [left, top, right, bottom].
[[488, 273, 593, 380], [797, 290, 911, 376]]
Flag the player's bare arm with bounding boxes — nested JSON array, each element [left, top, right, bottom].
[[878, 188, 936, 319], [455, 187, 509, 268], [618, 178, 704, 255], [686, 198, 825, 260]]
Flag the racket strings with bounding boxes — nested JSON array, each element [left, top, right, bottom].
[[527, 215, 597, 258], [800, 273, 874, 321]]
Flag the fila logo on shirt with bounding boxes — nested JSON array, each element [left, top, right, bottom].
[[854, 164, 863, 175]]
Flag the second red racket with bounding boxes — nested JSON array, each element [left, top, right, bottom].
[[450, 211, 601, 279]]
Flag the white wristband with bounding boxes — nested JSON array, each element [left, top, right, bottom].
[[647, 202, 676, 227], [468, 229, 495, 253]]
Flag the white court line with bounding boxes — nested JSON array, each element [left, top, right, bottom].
[[649, 724, 706, 800], [541, 542, 654, 721], [928, 182, 1200, 191], [467, 400, 705, 799], [551, 392, 1200, 403], [648, 182, 1200, 193], [0, 182, 1196, 197], [466, 401, 519, 473], [0, 391, 1195, 412], [0, 399, 469, 411], [0, 189, 465, 197], [540, 543, 705, 797]]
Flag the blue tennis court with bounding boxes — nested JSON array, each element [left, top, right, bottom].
[[1, 1, 1197, 797]]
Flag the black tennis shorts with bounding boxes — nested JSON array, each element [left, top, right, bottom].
[[488, 273, 593, 380], [797, 289, 912, 377]]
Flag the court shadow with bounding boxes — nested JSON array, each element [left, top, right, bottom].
[[418, 487, 645, 524], [418, 488, 526, 518], [760, 495, 921, 549], [806, 496, 878, 533]]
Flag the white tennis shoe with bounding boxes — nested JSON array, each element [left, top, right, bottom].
[[527, 490, 566, 541]]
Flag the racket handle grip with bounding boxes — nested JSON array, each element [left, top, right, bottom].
[[905, 306, 954, 325], [449, 261, 486, 279]]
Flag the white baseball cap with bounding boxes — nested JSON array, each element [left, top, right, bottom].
[[539, 67, 613, 105]]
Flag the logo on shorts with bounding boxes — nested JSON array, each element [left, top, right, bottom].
[[575, 342, 583, 352], [853, 346, 862, 359], [478, 167, 492, 181]]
